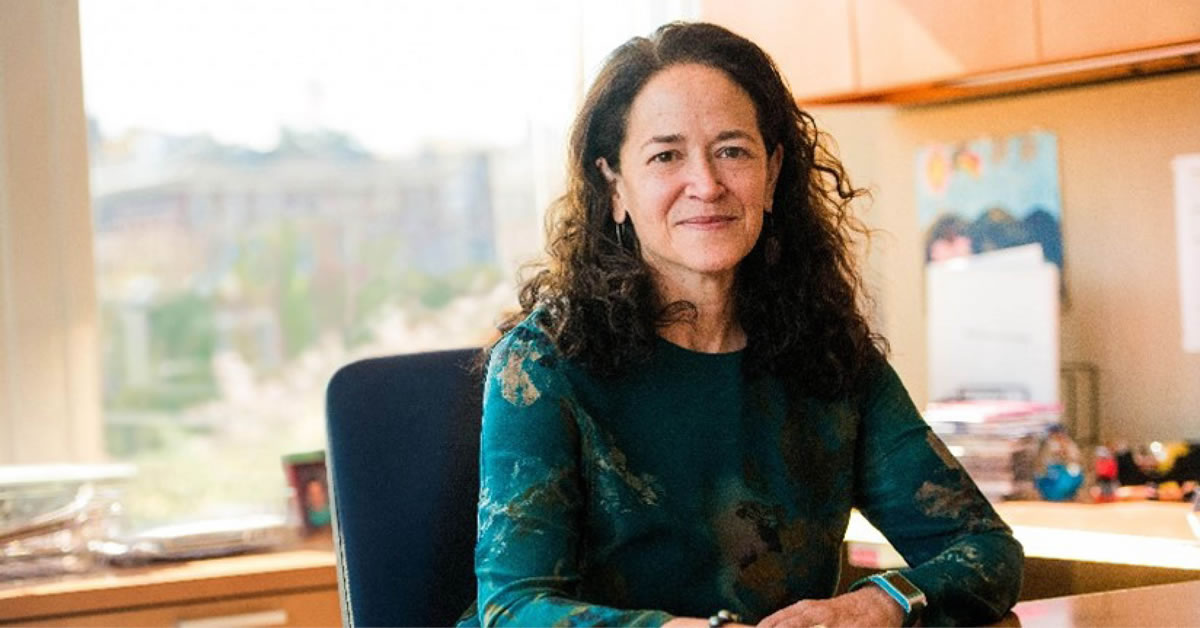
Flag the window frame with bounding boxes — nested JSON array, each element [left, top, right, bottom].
[[0, 0, 103, 464]]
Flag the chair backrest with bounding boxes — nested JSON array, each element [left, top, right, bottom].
[[325, 348, 483, 627]]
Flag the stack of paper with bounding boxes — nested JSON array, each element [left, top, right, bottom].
[[925, 400, 1062, 501]]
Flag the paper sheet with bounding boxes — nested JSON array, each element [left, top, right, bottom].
[[927, 248, 1060, 403], [1173, 154, 1200, 353]]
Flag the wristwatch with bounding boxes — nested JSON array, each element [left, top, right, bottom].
[[850, 570, 926, 627]]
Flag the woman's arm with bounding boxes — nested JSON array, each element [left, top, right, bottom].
[[473, 323, 674, 627], [851, 363, 1025, 627]]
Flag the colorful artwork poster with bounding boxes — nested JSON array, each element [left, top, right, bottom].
[[916, 131, 1063, 269]]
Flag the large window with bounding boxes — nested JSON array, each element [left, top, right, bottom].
[[79, 0, 695, 524]]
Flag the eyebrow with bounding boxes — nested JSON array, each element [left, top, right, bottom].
[[641, 133, 683, 149], [639, 129, 756, 150], [714, 129, 755, 143]]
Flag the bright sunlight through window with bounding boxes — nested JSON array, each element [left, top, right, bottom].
[[79, 0, 696, 525]]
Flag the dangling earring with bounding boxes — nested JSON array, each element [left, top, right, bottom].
[[615, 221, 626, 249], [764, 210, 781, 266]]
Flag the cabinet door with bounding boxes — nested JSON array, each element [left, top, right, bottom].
[[1038, 0, 1200, 61], [702, 0, 857, 100], [18, 589, 341, 627], [854, 0, 1039, 91]]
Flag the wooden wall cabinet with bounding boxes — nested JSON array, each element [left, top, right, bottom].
[[852, 0, 1040, 91], [701, 0, 1200, 104], [701, 0, 857, 100], [1038, 0, 1200, 61]]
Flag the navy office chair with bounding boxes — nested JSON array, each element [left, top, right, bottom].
[[325, 348, 483, 627]]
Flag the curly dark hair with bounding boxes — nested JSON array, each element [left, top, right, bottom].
[[500, 21, 887, 399]]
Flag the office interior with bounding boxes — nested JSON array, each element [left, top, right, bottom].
[[1, 1, 1199, 625]]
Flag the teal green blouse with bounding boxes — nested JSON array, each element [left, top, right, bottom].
[[461, 315, 1023, 627]]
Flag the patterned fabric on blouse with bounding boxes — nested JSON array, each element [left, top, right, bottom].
[[458, 313, 1023, 627]]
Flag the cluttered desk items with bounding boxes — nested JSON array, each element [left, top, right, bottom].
[[0, 464, 133, 580], [1, 457, 325, 584]]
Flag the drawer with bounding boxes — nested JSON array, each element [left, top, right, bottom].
[[19, 588, 340, 627]]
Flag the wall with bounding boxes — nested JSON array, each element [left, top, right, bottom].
[[813, 70, 1200, 442]]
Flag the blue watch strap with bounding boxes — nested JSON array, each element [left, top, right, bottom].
[[869, 573, 913, 613], [850, 570, 925, 627]]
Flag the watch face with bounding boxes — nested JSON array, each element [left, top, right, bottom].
[[883, 572, 925, 603]]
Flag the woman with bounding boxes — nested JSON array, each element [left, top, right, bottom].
[[462, 22, 1023, 628]]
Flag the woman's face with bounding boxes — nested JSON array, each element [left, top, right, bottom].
[[601, 63, 781, 289]]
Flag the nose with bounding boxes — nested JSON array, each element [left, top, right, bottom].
[[686, 156, 724, 202]]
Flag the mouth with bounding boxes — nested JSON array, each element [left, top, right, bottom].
[[678, 215, 738, 228]]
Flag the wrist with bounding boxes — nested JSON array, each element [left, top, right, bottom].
[[853, 585, 906, 626], [849, 570, 927, 627]]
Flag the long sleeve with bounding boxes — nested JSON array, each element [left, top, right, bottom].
[[852, 364, 1024, 626], [471, 324, 673, 627]]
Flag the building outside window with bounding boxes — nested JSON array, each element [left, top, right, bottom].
[[78, 0, 697, 525]]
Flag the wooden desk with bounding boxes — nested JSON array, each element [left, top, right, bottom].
[[1011, 578, 1200, 627], [845, 501, 1200, 599], [0, 549, 339, 626]]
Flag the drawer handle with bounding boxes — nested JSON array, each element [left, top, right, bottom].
[[176, 609, 289, 627]]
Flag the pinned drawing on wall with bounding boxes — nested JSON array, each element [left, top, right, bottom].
[[916, 130, 1064, 273], [918, 131, 1064, 403]]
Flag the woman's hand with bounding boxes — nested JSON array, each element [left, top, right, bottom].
[[757, 586, 905, 628]]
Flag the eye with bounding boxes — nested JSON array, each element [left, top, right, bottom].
[[716, 146, 751, 159], [649, 150, 678, 164]]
